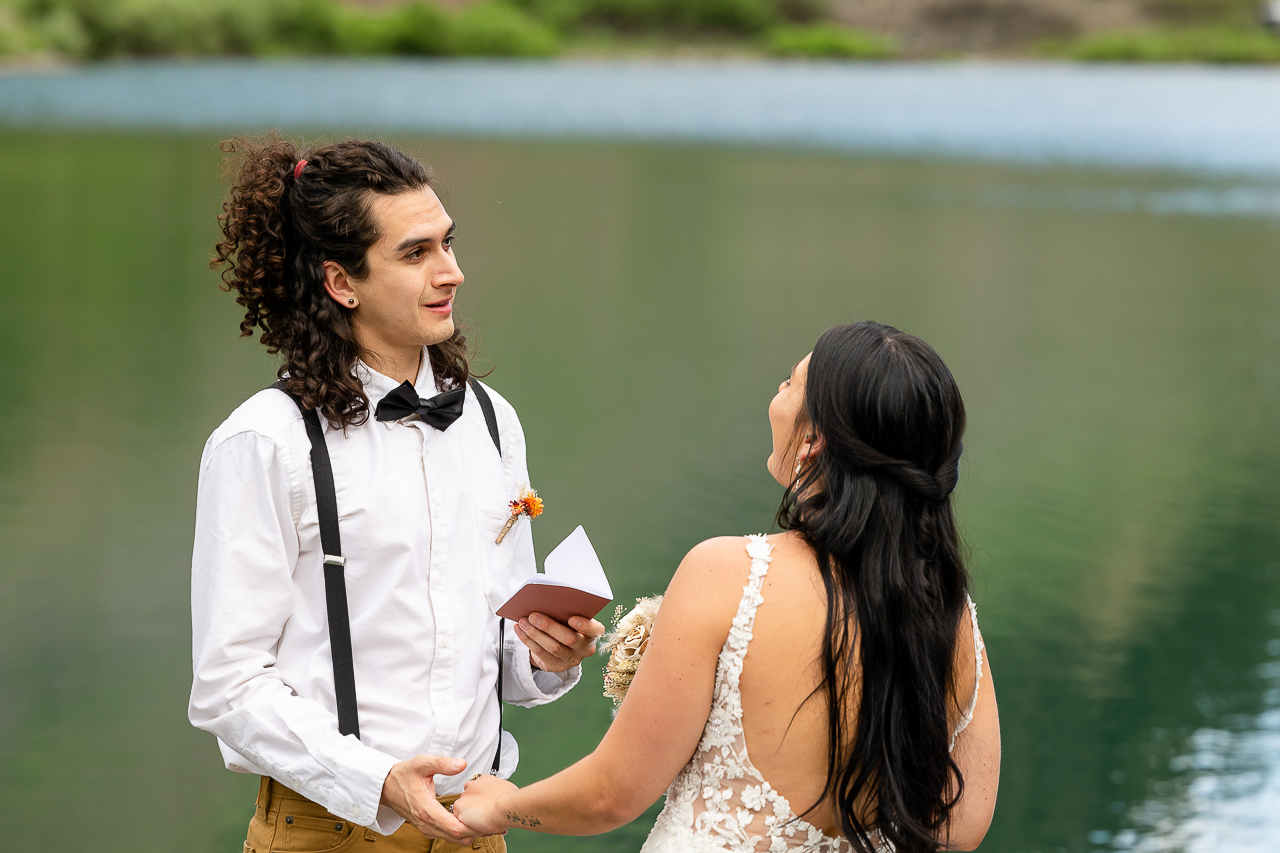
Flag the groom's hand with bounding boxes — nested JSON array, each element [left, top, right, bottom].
[[380, 754, 476, 844], [515, 613, 605, 673]]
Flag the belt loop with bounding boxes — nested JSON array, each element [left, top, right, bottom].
[[255, 776, 271, 820]]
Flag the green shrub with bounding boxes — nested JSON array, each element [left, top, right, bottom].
[[767, 22, 897, 58], [9, 0, 554, 60], [572, 0, 663, 31], [510, 0, 590, 32], [28, 4, 90, 54], [1065, 26, 1280, 63], [382, 1, 450, 55], [677, 0, 777, 33], [776, 0, 827, 23], [555, 0, 780, 34], [1143, 0, 1261, 26], [335, 7, 396, 55], [266, 0, 346, 55], [22, 0, 277, 57], [0, 4, 27, 55], [447, 2, 558, 56], [3, 0, 854, 61]]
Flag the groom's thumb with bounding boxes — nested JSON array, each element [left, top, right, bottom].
[[416, 755, 467, 776]]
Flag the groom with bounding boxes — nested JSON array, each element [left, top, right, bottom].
[[189, 137, 603, 851]]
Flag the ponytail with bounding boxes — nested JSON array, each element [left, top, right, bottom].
[[778, 322, 969, 853]]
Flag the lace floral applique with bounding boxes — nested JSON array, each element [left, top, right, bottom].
[[640, 535, 868, 853]]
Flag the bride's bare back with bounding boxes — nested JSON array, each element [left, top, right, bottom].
[[739, 532, 1000, 848]]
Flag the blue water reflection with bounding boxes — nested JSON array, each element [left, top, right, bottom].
[[1125, 616, 1280, 853], [3, 59, 1280, 175]]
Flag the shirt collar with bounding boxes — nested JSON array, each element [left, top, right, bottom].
[[357, 348, 441, 429]]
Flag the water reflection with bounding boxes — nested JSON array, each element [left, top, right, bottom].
[[0, 131, 1277, 853], [4, 61, 1280, 174], [974, 184, 1280, 219], [1131, 712, 1280, 852], [1113, 597, 1280, 853]]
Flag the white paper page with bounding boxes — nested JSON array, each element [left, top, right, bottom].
[[542, 526, 613, 599]]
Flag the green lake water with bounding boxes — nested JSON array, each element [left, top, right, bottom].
[[1, 130, 1278, 853]]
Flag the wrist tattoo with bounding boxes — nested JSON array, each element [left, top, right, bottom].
[[506, 811, 542, 828]]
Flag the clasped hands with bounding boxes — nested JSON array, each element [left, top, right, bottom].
[[378, 758, 518, 844], [380, 613, 602, 842]]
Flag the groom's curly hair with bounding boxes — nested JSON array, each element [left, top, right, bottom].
[[211, 134, 470, 429]]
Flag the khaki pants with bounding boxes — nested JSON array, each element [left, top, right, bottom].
[[246, 776, 507, 853]]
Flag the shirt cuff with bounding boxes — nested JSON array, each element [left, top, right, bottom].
[[533, 666, 575, 695], [371, 804, 407, 837], [507, 641, 580, 706], [328, 742, 401, 832]]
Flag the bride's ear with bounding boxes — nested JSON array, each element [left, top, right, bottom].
[[799, 432, 825, 463]]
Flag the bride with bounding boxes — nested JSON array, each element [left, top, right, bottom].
[[454, 321, 1000, 852]]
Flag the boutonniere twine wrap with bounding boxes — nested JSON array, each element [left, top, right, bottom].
[[600, 595, 663, 706], [495, 484, 544, 544]]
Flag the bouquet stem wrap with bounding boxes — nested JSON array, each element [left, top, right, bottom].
[[600, 595, 663, 706]]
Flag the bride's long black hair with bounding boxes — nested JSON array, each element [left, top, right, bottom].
[[778, 321, 969, 853]]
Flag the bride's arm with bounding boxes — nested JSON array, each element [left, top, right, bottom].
[[454, 536, 751, 837], [942, 646, 1000, 850]]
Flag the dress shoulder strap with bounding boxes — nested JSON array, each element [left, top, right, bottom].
[[721, 535, 774, 674], [949, 595, 985, 751]]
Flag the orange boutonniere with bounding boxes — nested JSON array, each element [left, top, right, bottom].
[[495, 484, 544, 544]]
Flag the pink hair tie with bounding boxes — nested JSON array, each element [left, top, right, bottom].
[[293, 159, 308, 180]]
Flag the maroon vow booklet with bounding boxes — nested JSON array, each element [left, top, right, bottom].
[[496, 526, 613, 624]]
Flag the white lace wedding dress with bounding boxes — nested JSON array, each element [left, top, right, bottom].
[[640, 535, 985, 853]]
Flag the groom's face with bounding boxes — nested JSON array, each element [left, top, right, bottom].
[[346, 186, 464, 354]]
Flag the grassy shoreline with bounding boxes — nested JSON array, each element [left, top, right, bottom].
[[2, 0, 1279, 65]]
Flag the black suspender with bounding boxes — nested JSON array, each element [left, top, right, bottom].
[[272, 378, 506, 773], [466, 379, 506, 772], [469, 378, 501, 457], [298, 399, 362, 739]]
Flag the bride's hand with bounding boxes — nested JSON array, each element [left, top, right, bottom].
[[453, 774, 519, 837]]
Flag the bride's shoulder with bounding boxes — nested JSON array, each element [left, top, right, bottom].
[[678, 534, 769, 573], [667, 533, 798, 601], [655, 538, 763, 652], [656, 534, 810, 658], [680, 531, 800, 565]]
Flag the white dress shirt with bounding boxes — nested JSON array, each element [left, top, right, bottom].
[[189, 353, 577, 835]]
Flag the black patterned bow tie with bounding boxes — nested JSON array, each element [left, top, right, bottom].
[[375, 382, 466, 430]]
